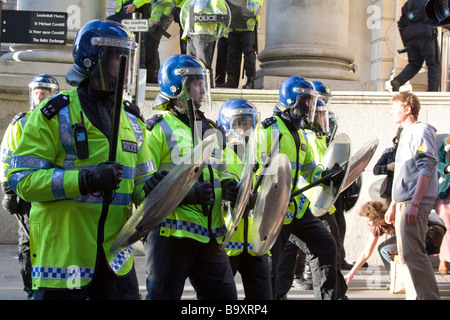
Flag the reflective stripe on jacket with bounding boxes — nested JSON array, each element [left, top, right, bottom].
[[1, 112, 30, 183], [147, 110, 231, 243], [258, 116, 323, 223], [8, 89, 155, 290]]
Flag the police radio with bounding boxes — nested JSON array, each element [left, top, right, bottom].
[[73, 111, 89, 159]]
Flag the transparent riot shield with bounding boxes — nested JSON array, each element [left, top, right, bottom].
[[221, 133, 256, 248], [251, 153, 292, 256], [308, 133, 351, 217], [110, 134, 217, 253]]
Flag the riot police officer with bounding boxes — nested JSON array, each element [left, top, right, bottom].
[[218, 98, 273, 300], [8, 19, 156, 300], [143, 54, 238, 300], [0, 74, 59, 299], [260, 76, 343, 300]]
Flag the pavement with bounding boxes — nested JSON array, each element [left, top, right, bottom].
[[1, 244, 449, 301]]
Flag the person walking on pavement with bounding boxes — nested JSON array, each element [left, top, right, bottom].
[[0, 74, 59, 299], [8, 19, 156, 300]]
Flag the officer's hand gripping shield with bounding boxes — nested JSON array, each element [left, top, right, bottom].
[[110, 134, 217, 253], [251, 152, 292, 256], [180, 0, 231, 42], [221, 133, 256, 248]]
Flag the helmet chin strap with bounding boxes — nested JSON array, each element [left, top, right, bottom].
[[281, 110, 304, 130]]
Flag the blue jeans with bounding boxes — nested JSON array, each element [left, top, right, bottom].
[[377, 236, 397, 275]]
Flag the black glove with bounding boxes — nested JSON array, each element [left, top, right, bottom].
[[246, 192, 257, 212], [2, 194, 19, 214], [79, 161, 124, 195], [181, 180, 215, 206], [322, 162, 344, 186], [143, 171, 169, 196], [221, 179, 239, 204]]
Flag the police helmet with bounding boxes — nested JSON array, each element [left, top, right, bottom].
[[218, 98, 259, 144], [28, 74, 59, 110], [153, 54, 212, 113], [276, 76, 318, 122], [66, 19, 138, 93]]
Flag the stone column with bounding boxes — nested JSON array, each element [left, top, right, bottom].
[[255, 0, 360, 90]]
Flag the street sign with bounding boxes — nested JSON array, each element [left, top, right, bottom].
[[121, 19, 149, 33], [1, 10, 67, 45]]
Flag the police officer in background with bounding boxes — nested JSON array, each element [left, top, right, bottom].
[[217, 0, 263, 89], [143, 54, 239, 300], [0, 74, 59, 300], [8, 19, 156, 300], [180, 0, 230, 87], [390, 0, 441, 92], [260, 76, 343, 300]]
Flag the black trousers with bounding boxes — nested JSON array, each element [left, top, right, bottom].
[[229, 252, 272, 300], [394, 36, 441, 91], [226, 30, 257, 78], [144, 228, 237, 300], [271, 209, 337, 300]]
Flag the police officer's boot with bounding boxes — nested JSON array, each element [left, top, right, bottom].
[[241, 75, 254, 89], [217, 74, 238, 88]]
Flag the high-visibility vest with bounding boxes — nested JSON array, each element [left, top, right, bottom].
[[146, 110, 232, 243], [0, 111, 31, 184], [8, 89, 155, 290], [227, 0, 263, 32], [258, 116, 323, 223], [115, 0, 152, 13]]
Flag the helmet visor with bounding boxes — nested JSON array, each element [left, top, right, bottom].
[[28, 85, 58, 110], [314, 106, 330, 136], [89, 37, 138, 93], [290, 87, 317, 122], [177, 67, 212, 112], [226, 108, 260, 144]]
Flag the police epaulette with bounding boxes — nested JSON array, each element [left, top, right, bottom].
[[124, 100, 145, 122], [11, 112, 27, 125], [261, 117, 277, 129], [145, 114, 163, 131], [40, 94, 70, 120]]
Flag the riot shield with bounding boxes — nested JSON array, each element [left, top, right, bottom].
[[251, 153, 292, 256], [308, 133, 351, 217], [110, 134, 217, 253], [221, 134, 256, 248], [341, 138, 379, 191]]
